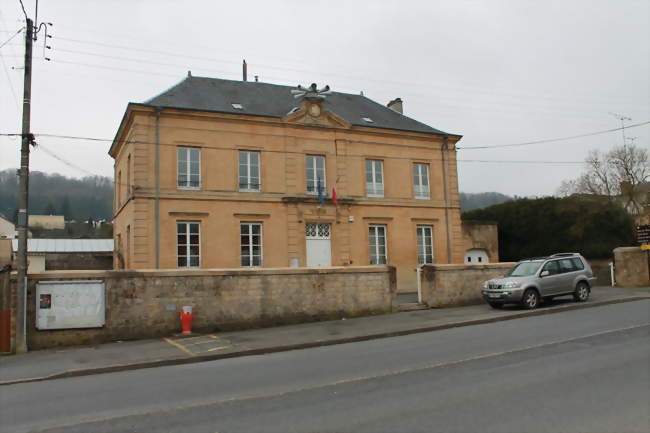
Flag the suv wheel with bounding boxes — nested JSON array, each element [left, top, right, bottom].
[[521, 289, 540, 309], [573, 282, 590, 302]]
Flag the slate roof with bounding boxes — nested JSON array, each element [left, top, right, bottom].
[[143, 76, 455, 136], [11, 239, 114, 253]]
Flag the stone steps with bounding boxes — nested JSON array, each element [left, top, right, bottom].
[[398, 302, 429, 312]]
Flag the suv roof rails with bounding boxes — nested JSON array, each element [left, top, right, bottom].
[[521, 256, 548, 261], [549, 252, 580, 257]]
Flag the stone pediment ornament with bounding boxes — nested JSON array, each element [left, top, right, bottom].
[[283, 83, 350, 129]]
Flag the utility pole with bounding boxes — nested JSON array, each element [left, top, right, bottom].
[[609, 112, 631, 148], [15, 18, 34, 354]]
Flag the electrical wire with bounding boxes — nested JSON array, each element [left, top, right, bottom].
[[0, 52, 20, 111], [52, 34, 642, 109], [3, 118, 646, 159], [34, 142, 97, 176], [1, 131, 587, 165], [18, 0, 28, 22], [457, 121, 650, 149], [0, 27, 23, 49]]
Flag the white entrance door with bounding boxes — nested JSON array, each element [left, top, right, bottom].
[[306, 223, 331, 267]]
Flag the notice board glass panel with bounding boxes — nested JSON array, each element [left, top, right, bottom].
[[35, 280, 105, 330]]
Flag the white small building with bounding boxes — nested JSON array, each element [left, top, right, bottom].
[[29, 215, 65, 230], [0, 214, 17, 239], [11, 239, 114, 273]]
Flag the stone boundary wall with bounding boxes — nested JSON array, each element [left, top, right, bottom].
[[45, 252, 113, 271], [21, 266, 396, 350], [614, 247, 650, 287], [421, 263, 516, 307]]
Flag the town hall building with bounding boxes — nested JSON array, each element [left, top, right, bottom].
[[109, 74, 470, 291]]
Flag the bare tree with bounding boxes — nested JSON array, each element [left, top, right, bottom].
[[556, 144, 649, 208]]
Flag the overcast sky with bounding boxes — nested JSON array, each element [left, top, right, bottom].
[[1, 0, 648, 196]]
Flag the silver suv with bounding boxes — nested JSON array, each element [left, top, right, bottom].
[[481, 253, 596, 309]]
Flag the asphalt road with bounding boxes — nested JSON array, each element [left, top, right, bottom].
[[1, 300, 649, 433]]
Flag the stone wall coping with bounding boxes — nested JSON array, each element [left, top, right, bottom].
[[422, 262, 516, 271], [26, 265, 394, 280], [613, 246, 644, 253]]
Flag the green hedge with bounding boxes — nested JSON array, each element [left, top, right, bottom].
[[462, 196, 635, 261]]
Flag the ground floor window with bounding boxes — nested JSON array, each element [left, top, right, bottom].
[[241, 222, 262, 267], [417, 225, 434, 264], [177, 221, 200, 268], [368, 224, 388, 265]]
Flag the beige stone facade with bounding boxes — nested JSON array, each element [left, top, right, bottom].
[[110, 78, 464, 291], [461, 220, 499, 264]]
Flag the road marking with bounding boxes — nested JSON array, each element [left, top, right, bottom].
[[207, 347, 228, 352], [163, 338, 195, 356]]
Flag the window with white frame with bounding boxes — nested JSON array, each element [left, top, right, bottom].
[[239, 150, 260, 191], [306, 155, 326, 194], [368, 224, 388, 265], [177, 147, 200, 188], [417, 225, 434, 265], [413, 163, 430, 199], [240, 222, 262, 267], [177, 221, 200, 268], [366, 159, 384, 197]]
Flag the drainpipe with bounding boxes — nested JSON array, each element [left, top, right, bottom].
[[609, 261, 616, 286], [441, 136, 452, 263], [416, 265, 422, 303], [154, 107, 161, 269]]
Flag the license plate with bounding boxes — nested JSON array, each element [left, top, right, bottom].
[[488, 293, 501, 298]]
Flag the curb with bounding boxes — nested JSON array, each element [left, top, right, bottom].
[[2, 295, 648, 386]]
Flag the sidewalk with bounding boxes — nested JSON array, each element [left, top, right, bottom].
[[1, 286, 648, 385]]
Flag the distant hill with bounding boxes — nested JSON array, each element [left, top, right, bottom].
[[0, 169, 113, 223], [460, 192, 514, 212], [0, 170, 510, 222]]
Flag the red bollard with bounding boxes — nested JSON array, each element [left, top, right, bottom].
[[181, 306, 193, 334]]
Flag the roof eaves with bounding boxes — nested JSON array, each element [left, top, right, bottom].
[[109, 102, 138, 158], [144, 76, 190, 104]]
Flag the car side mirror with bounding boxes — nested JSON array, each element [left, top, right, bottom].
[[540, 270, 549, 277]]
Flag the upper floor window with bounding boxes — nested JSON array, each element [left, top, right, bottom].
[[413, 163, 430, 199], [177, 221, 200, 268], [177, 147, 200, 189], [366, 160, 384, 197], [239, 150, 260, 192], [306, 155, 326, 195]]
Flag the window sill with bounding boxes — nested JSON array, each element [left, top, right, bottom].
[[414, 196, 430, 200], [177, 186, 201, 191], [239, 189, 261, 193], [367, 194, 384, 198]]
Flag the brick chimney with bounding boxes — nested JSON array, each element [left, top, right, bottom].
[[387, 98, 403, 114]]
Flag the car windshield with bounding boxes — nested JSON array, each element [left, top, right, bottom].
[[506, 261, 543, 277]]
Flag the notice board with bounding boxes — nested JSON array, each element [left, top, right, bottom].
[[36, 280, 105, 330]]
